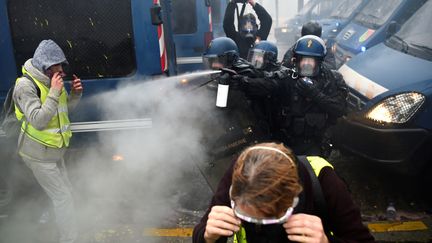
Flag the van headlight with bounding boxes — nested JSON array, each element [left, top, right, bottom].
[[366, 92, 425, 124]]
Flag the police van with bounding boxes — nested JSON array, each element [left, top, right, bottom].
[[319, 0, 369, 49], [334, 0, 432, 176], [333, 0, 427, 68]]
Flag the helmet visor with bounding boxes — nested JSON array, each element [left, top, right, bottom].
[[247, 49, 266, 69], [203, 54, 227, 70]]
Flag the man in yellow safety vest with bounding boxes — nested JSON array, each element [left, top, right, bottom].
[[13, 39, 83, 243]]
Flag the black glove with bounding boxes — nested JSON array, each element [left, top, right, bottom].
[[218, 73, 231, 85], [264, 67, 295, 79], [294, 77, 320, 98], [230, 74, 247, 90], [237, 68, 256, 77]]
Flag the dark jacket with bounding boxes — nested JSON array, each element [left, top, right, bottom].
[[223, 2, 272, 59], [192, 160, 375, 243], [236, 65, 347, 155]]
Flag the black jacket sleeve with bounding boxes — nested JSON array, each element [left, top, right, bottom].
[[223, 2, 240, 42], [282, 45, 295, 67], [241, 76, 280, 98], [319, 168, 376, 243], [192, 163, 234, 243], [253, 3, 272, 40], [313, 70, 348, 119]]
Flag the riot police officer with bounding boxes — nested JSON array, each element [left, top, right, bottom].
[[274, 35, 347, 155], [238, 41, 282, 136], [202, 37, 264, 158], [283, 21, 337, 69], [230, 36, 347, 156], [202, 37, 257, 81], [282, 21, 322, 67]]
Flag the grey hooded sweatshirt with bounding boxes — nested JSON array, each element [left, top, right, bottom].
[[13, 40, 81, 162]]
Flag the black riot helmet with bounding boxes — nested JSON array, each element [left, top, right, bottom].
[[301, 21, 322, 37], [293, 35, 326, 77], [247, 41, 278, 70], [203, 37, 240, 70]]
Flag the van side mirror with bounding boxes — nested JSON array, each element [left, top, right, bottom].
[[386, 21, 400, 39], [150, 4, 163, 25]]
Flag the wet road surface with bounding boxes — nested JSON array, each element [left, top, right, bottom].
[[1, 150, 431, 243]]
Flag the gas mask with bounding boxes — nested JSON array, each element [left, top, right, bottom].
[[239, 17, 258, 43], [297, 56, 320, 77]]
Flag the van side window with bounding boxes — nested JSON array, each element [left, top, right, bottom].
[[171, 0, 198, 34], [7, 0, 136, 79]]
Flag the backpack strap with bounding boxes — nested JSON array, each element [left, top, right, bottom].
[[16, 73, 41, 151], [22, 73, 41, 98], [297, 155, 331, 235]]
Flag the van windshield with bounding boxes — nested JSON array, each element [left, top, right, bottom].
[[389, 0, 432, 61], [330, 0, 363, 19], [354, 0, 402, 29]]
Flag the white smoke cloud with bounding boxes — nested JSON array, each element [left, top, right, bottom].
[[0, 71, 227, 242]]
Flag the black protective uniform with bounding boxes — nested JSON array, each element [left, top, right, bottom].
[[237, 65, 348, 156], [223, 2, 272, 59]]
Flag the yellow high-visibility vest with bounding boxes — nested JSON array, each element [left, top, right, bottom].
[[233, 156, 333, 243], [15, 68, 72, 148]]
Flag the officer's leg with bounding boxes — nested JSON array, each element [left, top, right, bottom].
[[22, 157, 77, 243]]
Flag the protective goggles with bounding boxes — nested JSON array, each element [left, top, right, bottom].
[[230, 196, 299, 225]]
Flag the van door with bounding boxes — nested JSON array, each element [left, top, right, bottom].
[[171, 0, 213, 73]]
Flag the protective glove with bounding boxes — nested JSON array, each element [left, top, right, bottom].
[[294, 77, 320, 98], [218, 73, 231, 85], [230, 74, 248, 90], [264, 66, 296, 79]]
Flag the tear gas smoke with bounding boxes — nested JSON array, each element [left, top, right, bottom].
[[0, 71, 227, 242]]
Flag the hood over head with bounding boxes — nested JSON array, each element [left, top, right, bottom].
[[31, 39, 68, 73]]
